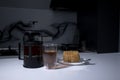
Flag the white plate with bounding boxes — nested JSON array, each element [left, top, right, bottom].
[[57, 58, 91, 66]]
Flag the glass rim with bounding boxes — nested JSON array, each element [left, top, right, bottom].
[[43, 43, 58, 47]]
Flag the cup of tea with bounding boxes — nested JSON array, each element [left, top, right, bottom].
[[43, 43, 57, 69]]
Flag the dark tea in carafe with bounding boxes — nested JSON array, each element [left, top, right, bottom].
[[23, 31, 44, 68]]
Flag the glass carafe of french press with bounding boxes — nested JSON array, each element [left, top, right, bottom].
[[23, 30, 44, 68]]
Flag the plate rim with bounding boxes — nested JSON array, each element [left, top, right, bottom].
[[57, 58, 87, 66]]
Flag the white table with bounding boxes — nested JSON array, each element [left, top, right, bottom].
[[0, 52, 120, 80]]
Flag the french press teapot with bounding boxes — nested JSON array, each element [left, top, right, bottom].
[[23, 30, 44, 68]]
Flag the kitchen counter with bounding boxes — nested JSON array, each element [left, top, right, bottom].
[[0, 52, 120, 80]]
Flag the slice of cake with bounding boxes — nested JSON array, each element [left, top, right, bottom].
[[63, 51, 80, 63]]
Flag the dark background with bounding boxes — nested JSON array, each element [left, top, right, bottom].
[[0, 0, 119, 53]]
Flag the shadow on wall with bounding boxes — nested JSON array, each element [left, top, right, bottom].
[[0, 21, 78, 47], [0, 21, 37, 43]]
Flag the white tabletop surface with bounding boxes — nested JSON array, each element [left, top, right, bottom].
[[0, 52, 120, 80]]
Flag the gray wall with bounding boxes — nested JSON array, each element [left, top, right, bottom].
[[0, 7, 77, 48], [0, 0, 50, 9]]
